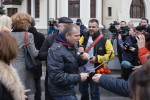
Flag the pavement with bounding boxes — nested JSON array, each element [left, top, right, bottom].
[[28, 66, 131, 100]]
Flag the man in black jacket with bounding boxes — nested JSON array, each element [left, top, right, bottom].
[[38, 17, 74, 100], [28, 17, 45, 100], [47, 24, 89, 100]]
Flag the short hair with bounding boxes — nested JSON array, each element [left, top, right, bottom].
[[141, 18, 149, 23], [0, 15, 12, 31], [130, 59, 150, 100], [120, 21, 126, 25], [11, 12, 31, 30], [62, 23, 80, 36], [0, 32, 18, 65], [89, 19, 99, 26]]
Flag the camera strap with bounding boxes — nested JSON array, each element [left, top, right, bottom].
[[85, 34, 103, 53]]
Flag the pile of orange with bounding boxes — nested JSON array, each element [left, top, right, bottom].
[[96, 63, 111, 74]]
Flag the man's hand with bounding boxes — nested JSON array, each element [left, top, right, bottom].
[[80, 73, 89, 82], [92, 74, 102, 83], [78, 47, 84, 53], [129, 47, 136, 52], [89, 56, 96, 63], [24, 89, 31, 99], [53, 25, 57, 29], [118, 34, 122, 39], [136, 34, 145, 49], [80, 53, 90, 61], [132, 65, 142, 71]]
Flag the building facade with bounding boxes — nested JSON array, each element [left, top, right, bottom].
[[1, 0, 150, 33]]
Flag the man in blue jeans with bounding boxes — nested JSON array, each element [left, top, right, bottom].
[[78, 19, 115, 100]]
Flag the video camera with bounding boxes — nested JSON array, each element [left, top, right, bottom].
[[130, 25, 150, 44], [123, 43, 130, 50], [49, 18, 56, 27], [76, 22, 80, 26], [109, 21, 120, 33], [117, 26, 130, 38]]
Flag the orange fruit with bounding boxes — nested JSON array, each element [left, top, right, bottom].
[[97, 70, 100, 74]]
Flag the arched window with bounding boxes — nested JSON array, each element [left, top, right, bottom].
[[90, 0, 96, 18], [130, 0, 145, 18], [68, 0, 80, 18]]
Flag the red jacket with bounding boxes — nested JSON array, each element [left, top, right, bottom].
[[138, 47, 150, 64]]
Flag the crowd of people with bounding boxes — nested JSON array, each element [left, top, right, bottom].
[[0, 12, 150, 100]]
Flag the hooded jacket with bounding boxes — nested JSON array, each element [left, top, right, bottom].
[[0, 61, 25, 100], [47, 33, 87, 96]]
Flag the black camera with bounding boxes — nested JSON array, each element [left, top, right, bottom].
[[109, 21, 120, 33], [117, 26, 130, 38], [123, 43, 130, 50], [49, 18, 56, 27], [130, 33, 150, 44], [130, 25, 150, 44], [76, 22, 81, 26]]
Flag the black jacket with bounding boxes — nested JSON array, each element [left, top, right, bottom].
[[28, 26, 45, 78], [28, 27, 45, 50], [0, 83, 13, 100], [47, 33, 87, 96], [38, 33, 58, 61]]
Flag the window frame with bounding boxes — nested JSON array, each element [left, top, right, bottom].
[[7, 8, 18, 17], [68, 0, 80, 18], [130, 0, 145, 18], [27, 0, 40, 18], [90, 0, 96, 18]]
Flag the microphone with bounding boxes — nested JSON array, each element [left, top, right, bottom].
[[121, 61, 134, 69]]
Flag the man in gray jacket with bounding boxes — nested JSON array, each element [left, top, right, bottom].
[[47, 24, 89, 100]]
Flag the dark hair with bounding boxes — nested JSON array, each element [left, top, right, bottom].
[[89, 19, 99, 26], [141, 18, 149, 23], [120, 21, 126, 25], [62, 23, 79, 36], [0, 32, 18, 65], [30, 17, 35, 27], [130, 59, 150, 100]]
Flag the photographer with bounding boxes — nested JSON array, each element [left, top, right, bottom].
[[118, 27, 141, 80], [76, 18, 87, 37], [48, 18, 59, 35], [136, 25, 150, 64]]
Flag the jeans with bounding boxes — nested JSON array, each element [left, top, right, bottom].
[[53, 95, 77, 100], [79, 73, 100, 100]]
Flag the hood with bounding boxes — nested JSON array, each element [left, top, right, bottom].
[[55, 33, 73, 47]]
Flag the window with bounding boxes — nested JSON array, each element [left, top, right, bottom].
[[68, 0, 80, 18], [27, 0, 31, 15], [27, 0, 40, 18], [3, 0, 22, 5], [90, 0, 96, 18], [130, 0, 145, 18], [35, 0, 39, 18], [108, 7, 112, 16], [7, 8, 18, 17]]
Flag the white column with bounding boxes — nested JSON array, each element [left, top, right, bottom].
[[96, 0, 102, 26], [49, 0, 56, 19], [31, 0, 34, 17]]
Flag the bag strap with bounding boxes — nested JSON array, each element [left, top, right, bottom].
[[24, 32, 29, 48], [85, 34, 103, 53]]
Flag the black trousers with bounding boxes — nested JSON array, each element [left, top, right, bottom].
[[45, 70, 54, 100], [34, 77, 41, 100]]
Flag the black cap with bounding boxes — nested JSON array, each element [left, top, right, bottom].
[[59, 17, 73, 23]]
